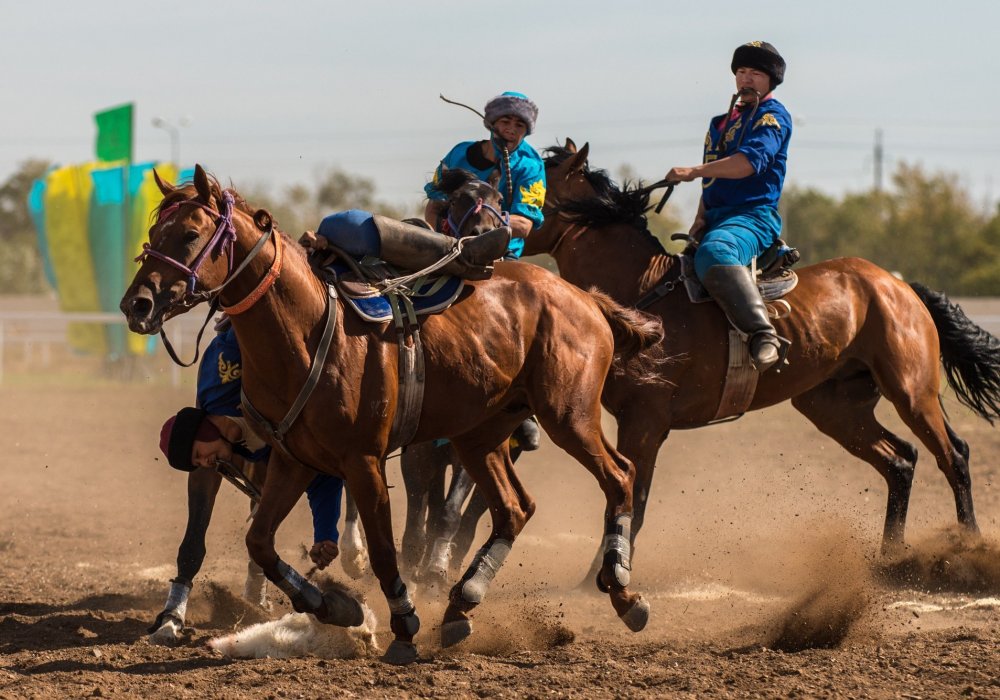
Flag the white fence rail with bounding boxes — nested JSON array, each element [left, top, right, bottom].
[[3, 310, 1000, 387], [0, 311, 207, 386]]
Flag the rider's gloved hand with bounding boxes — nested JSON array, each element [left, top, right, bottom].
[[299, 231, 328, 251], [309, 540, 339, 570]]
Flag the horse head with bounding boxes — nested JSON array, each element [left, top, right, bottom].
[[434, 167, 509, 237], [121, 164, 275, 334], [522, 139, 592, 256]]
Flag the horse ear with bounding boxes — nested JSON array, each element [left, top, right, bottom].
[[152, 168, 174, 196], [193, 164, 212, 203], [253, 209, 273, 231], [487, 168, 502, 189], [565, 142, 590, 176], [565, 138, 577, 153]]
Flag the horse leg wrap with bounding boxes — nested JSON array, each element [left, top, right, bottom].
[[243, 559, 269, 608], [602, 514, 632, 588], [426, 537, 453, 577], [273, 558, 323, 613], [459, 539, 512, 605], [385, 576, 420, 638], [149, 577, 192, 634]]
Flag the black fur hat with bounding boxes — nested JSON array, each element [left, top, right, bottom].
[[731, 41, 786, 88]]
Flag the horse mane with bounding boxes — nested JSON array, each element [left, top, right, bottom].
[[152, 175, 303, 261], [431, 168, 479, 196], [543, 146, 667, 256]]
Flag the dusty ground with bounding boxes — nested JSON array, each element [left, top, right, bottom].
[[3, 306, 1000, 698]]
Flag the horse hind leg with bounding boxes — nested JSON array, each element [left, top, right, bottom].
[[339, 490, 369, 579], [421, 458, 475, 585], [442, 425, 535, 648], [540, 405, 649, 633], [792, 374, 918, 555], [874, 358, 980, 536]]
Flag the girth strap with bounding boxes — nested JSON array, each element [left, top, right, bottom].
[[386, 291, 425, 451]]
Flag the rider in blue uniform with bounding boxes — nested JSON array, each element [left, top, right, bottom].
[[665, 41, 792, 372], [161, 323, 343, 568], [424, 91, 546, 260]]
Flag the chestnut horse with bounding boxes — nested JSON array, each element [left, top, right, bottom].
[[121, 165, 662, 664], [527, 140, 1000, 583]]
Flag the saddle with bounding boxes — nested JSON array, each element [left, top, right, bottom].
[[318, 257, 465, 324], [681, 238, 800, 304]]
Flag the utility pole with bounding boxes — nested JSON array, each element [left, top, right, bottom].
[[873, 128, 884, 192]]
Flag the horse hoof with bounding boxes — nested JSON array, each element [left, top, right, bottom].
[[595, 570, 610, 594], [440, 619, 473, 648], [148, 619, 183, 646], [317, 589, 365, 627], [620, 596, 650, 633], [381, 640, 418, 666], [341, 554, 368, 580]]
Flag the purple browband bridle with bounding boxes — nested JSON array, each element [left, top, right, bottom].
[[446, 181, 509, 236], [135, 191, 238, 299]]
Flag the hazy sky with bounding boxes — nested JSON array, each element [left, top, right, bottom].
[[3, 1, 997, 221]]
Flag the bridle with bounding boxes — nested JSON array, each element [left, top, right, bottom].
[[134, 190, 281, 365], [443, 181, 509, 237]]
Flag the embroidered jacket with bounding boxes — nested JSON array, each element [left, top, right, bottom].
[[425, 139, 546, 258], [701, 96, 792, 211]]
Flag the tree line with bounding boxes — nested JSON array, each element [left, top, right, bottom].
[[2, 159, 998, 295]]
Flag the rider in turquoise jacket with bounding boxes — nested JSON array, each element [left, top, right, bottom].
[[424, 91, 546, 260]]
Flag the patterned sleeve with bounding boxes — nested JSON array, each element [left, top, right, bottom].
[[736, 106, 792, 175], [510, 156, 546, 229], [195, 328, 244, 416]]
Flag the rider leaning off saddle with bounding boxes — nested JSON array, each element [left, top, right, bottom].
[[298, 92, 545, 279], [665, 41, 792, 373], [159, 325, 345, 570], [423, 91, 547, 260]]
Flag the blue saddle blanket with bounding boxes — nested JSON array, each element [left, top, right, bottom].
[[325, 262, 465, 323]]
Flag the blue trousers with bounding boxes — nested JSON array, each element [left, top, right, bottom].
[[694, 204, 782, 280], [316, 209, 380, 258], [306, 474, 344, 543]]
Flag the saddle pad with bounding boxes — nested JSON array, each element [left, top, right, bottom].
[[324, 262, 465, 323], [681, 254, 798, 304]]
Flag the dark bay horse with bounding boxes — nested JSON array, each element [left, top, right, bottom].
[[526, 140, 1000, 582], [121, 165, 662, 664]]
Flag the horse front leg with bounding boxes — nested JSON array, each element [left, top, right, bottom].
[[246, 454, 364, 628], [149, 468, 222, 645], [347, 456, 422, 665], [339, 489, 369, 579]]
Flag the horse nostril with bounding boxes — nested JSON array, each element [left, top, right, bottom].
[[130, 297, 153, 318]]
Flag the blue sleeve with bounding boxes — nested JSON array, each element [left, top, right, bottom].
[[196, 327, 243, 416], [306, 474, 344, 543], [736, 107, 791, 175], [509, 156, 546, 230]]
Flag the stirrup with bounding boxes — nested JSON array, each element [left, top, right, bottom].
[[750, 333, 791, 373]]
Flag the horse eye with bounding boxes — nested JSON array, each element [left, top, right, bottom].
[[183, 230, 201, 245]]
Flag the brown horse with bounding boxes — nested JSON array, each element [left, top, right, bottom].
[[526, 140, 1000, 583], [120, 165, 662, 664]]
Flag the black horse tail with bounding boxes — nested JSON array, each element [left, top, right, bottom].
[[588, 287, 664, 359], [910, 282, 1000, 423]]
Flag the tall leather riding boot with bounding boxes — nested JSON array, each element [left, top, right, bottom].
[[701, 264, 782, 372], [372, 215, 511, 280]]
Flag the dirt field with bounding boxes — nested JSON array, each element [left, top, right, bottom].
[[3, 317, 1000, 697]]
